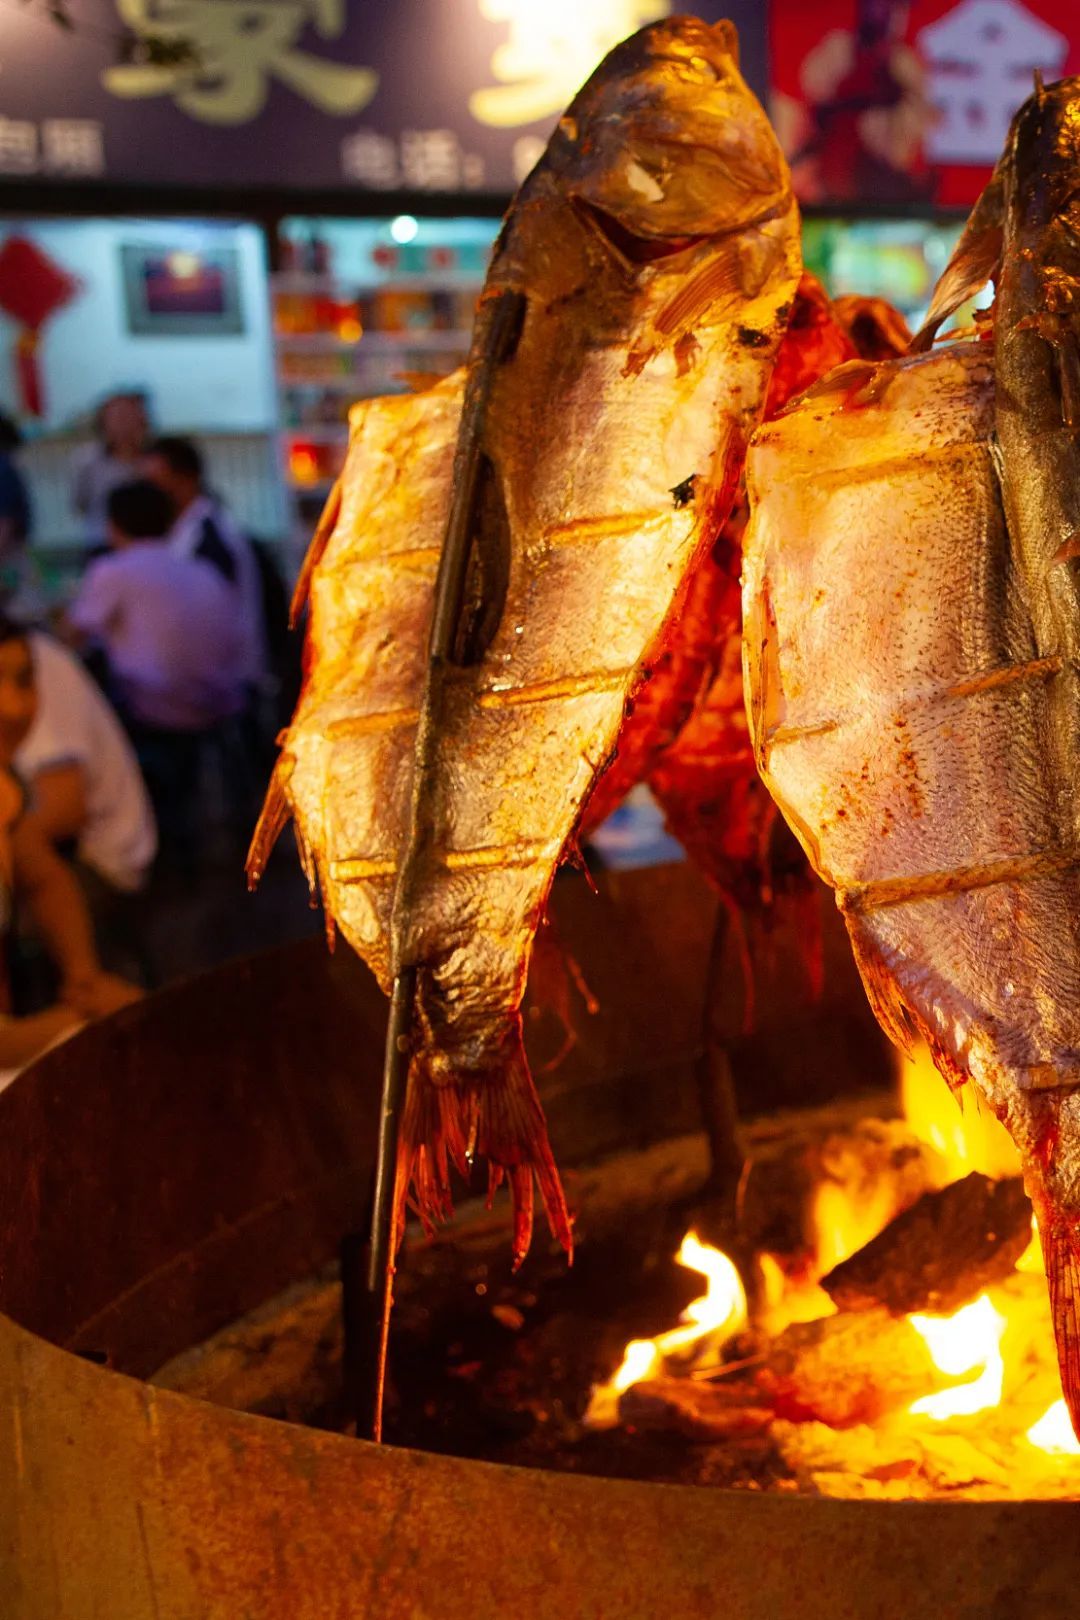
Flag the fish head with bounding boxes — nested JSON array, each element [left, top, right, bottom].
[[551, 17, 789, 252]]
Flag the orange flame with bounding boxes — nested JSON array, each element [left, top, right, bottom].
[[585, 1231, 747, 1429]]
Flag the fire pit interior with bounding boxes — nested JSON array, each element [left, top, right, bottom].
[[151, 1050, 1079, 1504]]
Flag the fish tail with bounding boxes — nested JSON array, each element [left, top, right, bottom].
[[393, 1026, 573, 1267], [1040, 1214, 1080, 1442]]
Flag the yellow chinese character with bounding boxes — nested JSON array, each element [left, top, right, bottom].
[[470, 0, 671, 128], [104, 0, 377, 125]]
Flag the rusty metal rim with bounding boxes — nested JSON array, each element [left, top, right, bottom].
[[6, 1306, 1080, 1620]]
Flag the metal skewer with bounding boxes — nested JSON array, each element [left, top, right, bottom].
[[355, 288, 527, 1443]]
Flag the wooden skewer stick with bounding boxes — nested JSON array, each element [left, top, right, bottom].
[[359, 288, 527, 1443]]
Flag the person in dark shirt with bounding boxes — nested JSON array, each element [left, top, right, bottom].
[[0, 413, 30, 558]]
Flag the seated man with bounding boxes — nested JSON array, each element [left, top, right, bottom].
[[0, 763, 140, 1087], [63, 480, 245, 866]]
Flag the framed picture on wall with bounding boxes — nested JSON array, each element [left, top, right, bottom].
[[120, 243, 244, 337]]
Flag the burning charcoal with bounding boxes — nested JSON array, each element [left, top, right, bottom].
[[738, 1117, 938, 1267], [819, 1173, 1032, 1316], [760, 1309, 937, 1427], [618, 1377, 772, 1442]]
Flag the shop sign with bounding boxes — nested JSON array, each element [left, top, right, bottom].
[[0, 0, 766, 194], [770, 0, 1080, 208]]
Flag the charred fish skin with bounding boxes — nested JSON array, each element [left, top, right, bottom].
[[994, 75, 1080, 1417], [741, 338, 1080, 1435], [251, 18, 801, 1263]]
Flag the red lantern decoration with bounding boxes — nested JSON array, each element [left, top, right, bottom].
[[0, 235, 80, 418]]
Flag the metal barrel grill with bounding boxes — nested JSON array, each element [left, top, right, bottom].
[[2, 864, 1079, 1618]]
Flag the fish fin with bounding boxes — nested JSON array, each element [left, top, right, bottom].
[[1040, 1216, 1080, 1443], [290, 477, 343, 628], [911, 168, 1005, 353], [393, 1022, 573, 1267], [245, 754, 294, 890], [624, 241, 776, 376], [843, 915, 921, 1056]]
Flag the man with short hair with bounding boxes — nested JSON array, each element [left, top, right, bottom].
[[144, 435, 268, 689], [64, 480, 246, 867], [67, 480, 244, 733]]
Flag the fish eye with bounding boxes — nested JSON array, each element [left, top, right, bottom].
[[688, 54, 720, 82]]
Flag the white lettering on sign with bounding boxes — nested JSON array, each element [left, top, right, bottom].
[[42, 119, 106, 176], [917, 0, 1068, 164], [470, 0, 671, 127], [104, 0, 377, 125], [0, 118, 38, 175]]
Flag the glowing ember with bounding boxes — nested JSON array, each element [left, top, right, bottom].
[[1027, 1400, 1080, 1456], [585, 1232, 747, 1428], [908, 1295, 1006, 1420]]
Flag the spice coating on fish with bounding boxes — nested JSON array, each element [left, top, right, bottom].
[[742, 339, 1080, 1433], [251, 17, 800, 1263]]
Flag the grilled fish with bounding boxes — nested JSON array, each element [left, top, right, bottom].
[[742, 69, 1080, 1430], [745, 77, 1080, 1431], [250, 17, 800, 1264]]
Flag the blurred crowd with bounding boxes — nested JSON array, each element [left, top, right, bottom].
[[0, 390, 299, 1084]]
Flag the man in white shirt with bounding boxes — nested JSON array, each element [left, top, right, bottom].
[[144, 435, 268, 691]]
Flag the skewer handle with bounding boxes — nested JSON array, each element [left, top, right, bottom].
[[360, 966, 417, 1441]]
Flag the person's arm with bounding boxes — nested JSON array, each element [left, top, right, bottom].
[[0, 1005, 80, 1068], [10, 808, 99, 991], [30, 761, 87, 846], [61, 561, 121, 650], [10, 811, 141, 1016]]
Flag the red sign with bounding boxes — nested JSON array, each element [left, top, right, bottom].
[[769, 0, 1080, 207]]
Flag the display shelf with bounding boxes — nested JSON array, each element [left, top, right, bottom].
[[271, 250, 484, 542]]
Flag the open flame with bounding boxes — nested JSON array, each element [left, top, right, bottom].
[[908, 1295, 1006, 1420], [899, 1043, 1019, 1181], [586, 1040, 1080, 1481], [1027, 1400, 1080, 1456], [585, 1231, 747, 1428]]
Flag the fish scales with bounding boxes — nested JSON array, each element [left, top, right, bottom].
[[742, 338, 1080, 1434], [252, 17, 800, 1263], [987, 75, 1080, 1430]]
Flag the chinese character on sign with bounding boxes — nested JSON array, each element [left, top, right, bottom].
[[470, 0, 671, 126], [340, 129, 400, 187], [42, 120, 106, 176], [917, 0, 1067, 164], [104, 0, 378, 125], [0, 119, 37, 175], [401, 129, 464, 190]]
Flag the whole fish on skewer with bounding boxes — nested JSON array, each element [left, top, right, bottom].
[[742, 76, 1080, 1434], [250, 17, 801, 1265]]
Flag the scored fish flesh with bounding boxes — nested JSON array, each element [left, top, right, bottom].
[[741, 330, 1080, 1432], [250, 17, 801, 1264]]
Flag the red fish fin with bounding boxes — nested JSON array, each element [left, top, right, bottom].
[[290, 477, 343, 628], [843, 915, 922, 1057], [393, 1025, 573, 1267], [1040, 1216, 1080, 1442], [245, 755, 294, 890], [910, 165, 1004, 353]]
